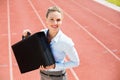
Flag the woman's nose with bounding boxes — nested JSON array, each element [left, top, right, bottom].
[[53, 20, 58, 25]]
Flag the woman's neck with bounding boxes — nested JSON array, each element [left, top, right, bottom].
[[48, 30, 58, 39]]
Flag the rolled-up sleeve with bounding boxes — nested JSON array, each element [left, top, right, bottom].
[[54, 41, 80, 71]]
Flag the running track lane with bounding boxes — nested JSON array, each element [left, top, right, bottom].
[[0, 0, 120, 80], [0, 0, 10, 80]]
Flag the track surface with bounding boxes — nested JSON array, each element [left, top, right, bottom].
[[0, 0, 120, 80]]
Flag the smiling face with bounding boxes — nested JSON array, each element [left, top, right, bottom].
[[46, 11, 63, 32]]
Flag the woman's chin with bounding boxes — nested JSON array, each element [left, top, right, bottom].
[[51, 28, 59, 32]]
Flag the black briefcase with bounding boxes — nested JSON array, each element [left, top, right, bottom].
[[11, 32, 55, 73]]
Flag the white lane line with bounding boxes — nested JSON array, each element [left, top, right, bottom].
[[27, 0, 46, 28], [7, 0, 13, 80], [28, 0, 80, 80], [47, 0, 80, 80], [70, 68, 80, 80], [94, 0, 120, 12], [71, 0, 120, 30], [49, 0, 120, 61], [0, 64, 8, 67], [0, 64, 18, 67], [0, 34, 8, 36], [0, 33, 17, 36]]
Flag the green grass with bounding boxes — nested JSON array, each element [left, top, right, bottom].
[[106, 0, 120, 7]]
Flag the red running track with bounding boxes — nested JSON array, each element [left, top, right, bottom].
[[0, 0, 120, 80]]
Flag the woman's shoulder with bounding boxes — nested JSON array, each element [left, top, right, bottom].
[[60, 32, 74, 46], [40, 28, 48, 35], [40, 28, 48, 32]]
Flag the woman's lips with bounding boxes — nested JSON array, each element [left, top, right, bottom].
[[51, 25, 58, 28]]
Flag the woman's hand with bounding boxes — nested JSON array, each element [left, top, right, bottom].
[[22, 29, 31, 39], [39, 64, 55, 70], [39, 65, 48, 70]]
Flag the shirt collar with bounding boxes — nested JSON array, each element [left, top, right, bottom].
[[43, 29, 62, 43], [51, 29, 62, 43]]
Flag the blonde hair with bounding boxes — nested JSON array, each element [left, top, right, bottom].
[[46, 6, 63, 18]]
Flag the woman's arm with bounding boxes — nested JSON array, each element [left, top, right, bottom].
[[55, 45, 80, 71]]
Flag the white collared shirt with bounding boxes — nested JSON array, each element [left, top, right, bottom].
[[43, 29, 80, 71]]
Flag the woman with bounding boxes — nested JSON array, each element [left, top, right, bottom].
[[22, 6, 80, 80]]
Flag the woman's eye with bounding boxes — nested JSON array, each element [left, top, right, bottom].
[[50, 19, 54, 21], [57, 19, 61, 22], [49, 18, 61, 22]]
